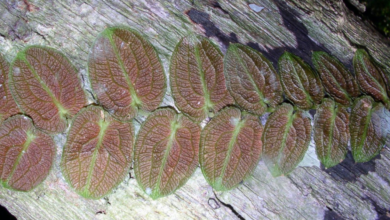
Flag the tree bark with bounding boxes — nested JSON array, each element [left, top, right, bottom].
[[0, 0, 389, 219]]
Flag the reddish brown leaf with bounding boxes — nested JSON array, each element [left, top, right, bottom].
[[0, 54, 19, 123], [88, 27, 166, 121], [0, 115, 55, 191], [61, 105, 134, 199], [200, 107, 263, 191], [9, 46, 87, 133], [134, 108, 200, 199]]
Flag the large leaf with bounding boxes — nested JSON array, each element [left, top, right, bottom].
[[353, 49, 390, 108], [312, 51, 360, 106], [278, 52, 324, 109], [0, 115, 55, 191], [224, 44, 283, 115], [0, 54, 19, 123], [134, 108, 200, 199], [88, 27, 166, 121], [9, 46, 87, 133], [314, 98, 349, 168], [200, 107, 263, 191], [169, 35, 234, 122], [61, 105, 134, 199], [262, 103, 312, 176], [350, 96, 390, 163]]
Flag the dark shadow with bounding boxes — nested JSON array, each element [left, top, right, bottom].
[[0, 204, 16, 220]]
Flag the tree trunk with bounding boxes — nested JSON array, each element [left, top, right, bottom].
[[0, 0, 389, 219]]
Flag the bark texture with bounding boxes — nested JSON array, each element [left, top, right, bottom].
[[0, 0, 390, 219]]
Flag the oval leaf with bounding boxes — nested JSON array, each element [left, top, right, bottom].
[[61, 105, 134, 199], [224, 44, 283, 115], [314, 98, 349, 168], [262, 103, 312, 176], [9, 46, 87, 133], [353, 49, 390, 108], [312, 51, 360, 106], [0, 115, 55, 191], [278, 52, 324, 109], [0, 54, 19, 123], [88, 27, 166, 121], [170, 35, 234, 122], [350, 96, 390, 163], [200, 107, 263, 191], [134, 108, 200, 199]]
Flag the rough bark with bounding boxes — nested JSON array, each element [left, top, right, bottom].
[[0, 0, 389, 219]]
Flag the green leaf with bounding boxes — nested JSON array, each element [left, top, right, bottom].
[[312, 51, 360, 106], [88, 26, 166, 121], [200, 107, 263, 191], [9, 46, 87, 133], [350, 96, 390, 163], [134, 108, 200, 199], [278, 52, 324, 109], [224, 44, 283, 115], [314, 98, 349, 168], [353, 49, 390, 108], [0, 115, 55, 191], [169, 35, 234, 122], [0, 54, 19, 124], [61, 105, 134, 199], [262, 103, 312, 176]]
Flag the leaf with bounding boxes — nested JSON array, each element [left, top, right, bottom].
[[88, 27, 166, 121], [0, 54, 19, 124], [278, 52, 324, 109], [199, 107, 263, 191], [353, 49, 390, 108], [61, 105, 134, 199], [0, 115, 55, 191], [134, 108, 200, 199], [169, 35, 234, 122], [9, 46, 87, 133], [350, 96, 390, 163], [314, 98, 349, 168], [312, 51, 360, 106], [262, 103, 312, 176], [224, 44, 283, 115]]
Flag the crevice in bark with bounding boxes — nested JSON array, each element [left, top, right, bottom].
[[324, 206, 343, 220], [213, 191, 245, 220]]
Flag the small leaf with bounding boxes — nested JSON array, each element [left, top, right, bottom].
[[312, 51, 360, 106], [224, 44, 283, 115], [134, 108, 200, 199], [350, 96, 390, 163], [61, 105, 134, 199], [0, 115, 55, 191], [9, 46, 87, 133], [278, 52, 324, 109], [170, 35, 234, 122], [262, 103, 312, 176], [200, 107, 263, 191], [314, 98, 349, 168], [0, 54, 19, 123], [353, 49, 390, 108], [88, 27, 166, 121]]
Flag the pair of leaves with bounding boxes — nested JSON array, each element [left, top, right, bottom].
[[9, 46, 87, 133], [134, 108, 200, 199], [0, 55, 19, 123], [278, 52, 324, 109], [224, 44, 283, 115], [262, 103, 312, 177], [0, 115, 55, 191], [61, 105, 134, 199], [200, 107, 263, 191], [88, 27, 166, 121], [353, 49, 390, 108], [314, 99, 349, 168], [350, 96, 390, 163], [169, 35, 233, 122], [312, 51, 360, 106]]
